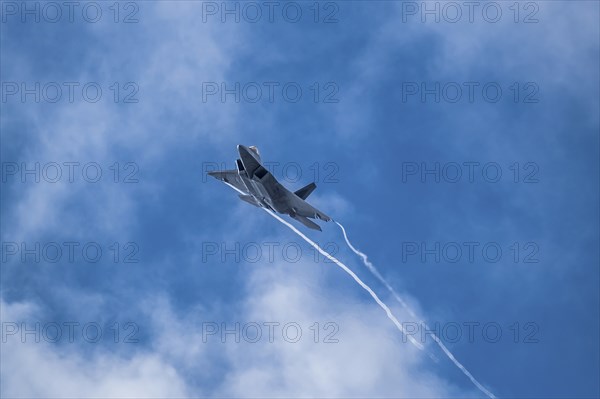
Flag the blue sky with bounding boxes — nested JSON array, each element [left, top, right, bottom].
[[1, 1, 599, 397]]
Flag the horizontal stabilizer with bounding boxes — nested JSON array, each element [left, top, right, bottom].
[[294, 182, 317, 200], [291, 214, 322, 231]]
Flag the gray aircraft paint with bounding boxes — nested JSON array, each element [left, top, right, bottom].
[[208, 145, 331, 231]]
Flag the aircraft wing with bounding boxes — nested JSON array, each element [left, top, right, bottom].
[[287, 191, 331, 222], [207, 170, 247, 195]]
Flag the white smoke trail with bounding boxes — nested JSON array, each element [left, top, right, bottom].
[[335, 221, 496, 399], [219, 170, 494, 397], [262, 208, 424, 350]]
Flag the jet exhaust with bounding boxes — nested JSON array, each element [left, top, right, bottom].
[[335, 221, 496, 399]]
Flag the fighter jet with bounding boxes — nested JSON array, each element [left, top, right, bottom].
[[207, 145, 331, 231]]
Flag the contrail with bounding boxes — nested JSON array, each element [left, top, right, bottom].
[[262, 208, 424, 350], [335, 221, 496, 399], [335, 222, 419, 319]]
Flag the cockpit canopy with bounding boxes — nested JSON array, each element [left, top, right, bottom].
[[248, 146, 261, 161]]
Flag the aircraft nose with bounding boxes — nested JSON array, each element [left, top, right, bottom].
[[239, 145, 255, 159]]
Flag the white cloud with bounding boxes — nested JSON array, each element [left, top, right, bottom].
[[3, 2, 245, 242], [0, 299, 190, 398], [2, 259, 474, 398], [216, 264, 463, 398], [332, 2, 599, 141]]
